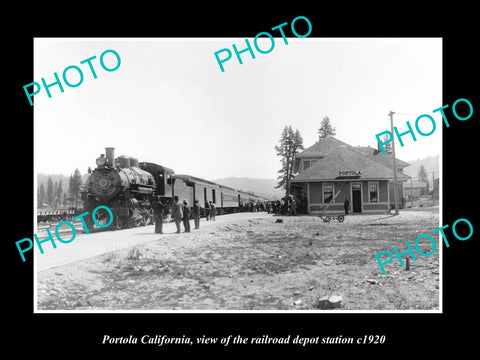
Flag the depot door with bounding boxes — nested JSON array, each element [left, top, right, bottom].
[[351, 183, 362, 213]]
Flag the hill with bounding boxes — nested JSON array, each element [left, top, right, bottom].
[[403, 155, 439, 182], [212, 177, 285, 200]]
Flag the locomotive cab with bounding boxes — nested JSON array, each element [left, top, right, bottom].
[[138, 162, 175, 199]]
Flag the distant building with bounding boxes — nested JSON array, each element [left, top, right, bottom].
[[404, 181, 429, 200], [291, 137, 410, 214]]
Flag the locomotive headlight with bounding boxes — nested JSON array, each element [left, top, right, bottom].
[[96, 156, 106, 167]]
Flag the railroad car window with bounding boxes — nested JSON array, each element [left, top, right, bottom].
[[167, 174, 172, 185]]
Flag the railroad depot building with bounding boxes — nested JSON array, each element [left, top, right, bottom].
[[291, 137, 410, 214]]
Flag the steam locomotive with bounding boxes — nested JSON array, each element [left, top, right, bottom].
[[82, 147, 267, 230]]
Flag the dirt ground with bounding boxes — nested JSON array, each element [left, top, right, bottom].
[[37, 208, 440, 311]]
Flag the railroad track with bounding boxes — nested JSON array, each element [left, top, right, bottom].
[[36, 220, 90, 235]]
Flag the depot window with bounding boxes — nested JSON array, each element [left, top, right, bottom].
[[368, 182, 379, 202], [323, 183, 334, 203], [303, 160, 318, 171]]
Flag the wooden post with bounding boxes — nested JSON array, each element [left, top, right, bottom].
[[410, 177, 413, 208], [389, 111, 399, 215]]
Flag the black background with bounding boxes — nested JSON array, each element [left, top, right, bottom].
[[5, 4, 478, 356]]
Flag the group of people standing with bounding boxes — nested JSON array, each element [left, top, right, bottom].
[[151, 196, 217, 234], [267, 196, 297, 216], [203, 200, 217, 221]]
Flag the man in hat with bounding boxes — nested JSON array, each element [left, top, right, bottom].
[[290, 197, 297, 216], [192, 199, 201, 229], [171, 195, 183, 233], [152, 196, 165, 234], [344, 196, 350, 215], [204, 200, 211, 220], [182, 200, 191, 233], [209, 201, 216, 221]]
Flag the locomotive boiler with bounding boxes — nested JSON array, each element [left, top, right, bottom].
[[83, 147, 157, 230]]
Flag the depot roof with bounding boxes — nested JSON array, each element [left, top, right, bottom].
[[292, 145, 410, 182], [295, 136, 410, 170], [354, 146, 410, 169], [296, 136, 350, 158]]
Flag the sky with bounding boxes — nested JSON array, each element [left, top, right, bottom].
[[34, 38, 442, 180]]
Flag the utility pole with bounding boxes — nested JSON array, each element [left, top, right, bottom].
[[389, 111, 399, 215], [432, 171, 435, 198], [410, 177, 413, 208]]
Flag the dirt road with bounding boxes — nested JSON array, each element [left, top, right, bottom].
[[36, 209, 440, 311], [36, 212, 270, 271]]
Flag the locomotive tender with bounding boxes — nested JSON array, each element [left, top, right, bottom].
[[82, 147, 267, 230]]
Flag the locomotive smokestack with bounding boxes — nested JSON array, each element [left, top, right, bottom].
[[105, 147, 115, 166]]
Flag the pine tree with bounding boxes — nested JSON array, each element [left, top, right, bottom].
[[275, 126, 304, 197], [55, 179, 63, 209], [46, 177, 54, 207], [68, 175, 74, 205], [318, 116, 336, 139], [38, 183, 46, 208], [418, 164, 428, 182], [53, 181, 58, 209], [70, 169, 83, 208]]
